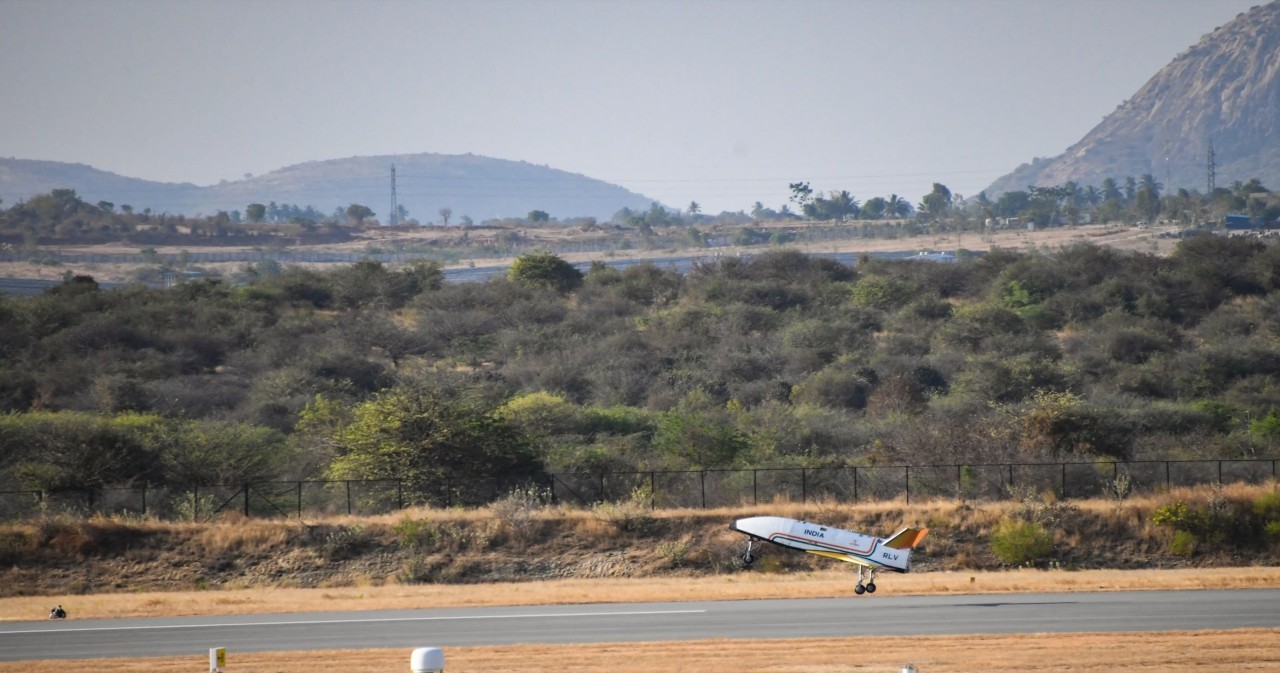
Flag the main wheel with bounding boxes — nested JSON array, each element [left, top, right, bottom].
[[854, 584, 866, 596], [865, 583, 877, 594]]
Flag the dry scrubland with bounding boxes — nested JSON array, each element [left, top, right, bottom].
[[3, 630, 1278, 673], [2, 484, 1278, 615], [0, 222, 1177, 283]]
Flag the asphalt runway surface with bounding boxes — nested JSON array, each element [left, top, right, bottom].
[[2, 589, 1278, 661]]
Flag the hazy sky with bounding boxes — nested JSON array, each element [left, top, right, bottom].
[[1, 0, 1261, 213]]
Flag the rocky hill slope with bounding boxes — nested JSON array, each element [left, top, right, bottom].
[[987, 1, 1280, 195], [0, 153, 656, 221]]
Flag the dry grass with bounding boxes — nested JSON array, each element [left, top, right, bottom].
[[3, 567, 1279, 622], [3, 629, 1277, 673]]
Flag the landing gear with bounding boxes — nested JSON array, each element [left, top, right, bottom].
[[741, 539, 755, 567], [854, 566, 879, 596]]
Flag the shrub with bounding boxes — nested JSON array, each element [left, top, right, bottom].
[[655, 537, 692, 568], [489, 485, 551, 543], [989, 518, 1054, 566], [1169, 529, 1199, 557], [321, 524, 368, 560], [591, 485, 657, 535], [1263, 520, 1280, 546]]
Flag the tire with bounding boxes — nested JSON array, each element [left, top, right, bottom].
[[866, 583, 877, 594], [854, 584, 866, 596], [742, 553, 755, 566]]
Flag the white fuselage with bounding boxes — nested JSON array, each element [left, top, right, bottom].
[[730, 516, 913, 572]]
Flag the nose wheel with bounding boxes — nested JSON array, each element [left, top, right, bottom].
[[741, 539, 755, 567]]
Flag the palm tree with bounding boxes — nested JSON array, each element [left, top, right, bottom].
[[1135, 174, 1163, 222], [826, 190, 860, 220], [1083, 185, 1101, 207], [885, 194, 912, 218]]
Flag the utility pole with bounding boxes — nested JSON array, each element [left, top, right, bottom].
[[1206, 142, 1216, 195], [389, 164, 399, 226]]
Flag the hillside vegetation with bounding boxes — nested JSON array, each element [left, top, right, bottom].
[[4, 235, 1280, 502]]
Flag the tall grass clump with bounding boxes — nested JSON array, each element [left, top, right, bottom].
[[489, 484, 552, 543], [591, 485, 658, 535]]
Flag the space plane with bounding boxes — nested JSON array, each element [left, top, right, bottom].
[[730, 516, 928, 595]]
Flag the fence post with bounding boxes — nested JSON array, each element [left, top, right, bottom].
[[853, 467, 858, 502], [397, 480, 403, 511], [297, 482, 303, 518], [193, 486, 199, 521], [141, 486, 147, 517], [650, 472, 656, 510], [1008, 464, 1014, 489], [346, 480, 352, 515], [1061, 463, 1067, 498], [801, 469, 807, 504], [956, 464, 962, 500], [700, 471, 706, 509], [1218, 460, 1223, 485], [1166, 461, 1171, 489], [752, 470, 757, 506], [905, 466, 910, 504], [244, 482, 251, 517]]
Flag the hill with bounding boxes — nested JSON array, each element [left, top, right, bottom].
[[986, 1, 1280, 196], [0, 153, 657, 221]]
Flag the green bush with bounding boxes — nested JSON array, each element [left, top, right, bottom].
[[1252, 491, 1280, 519], [989, 518, 1054, 566], [1169, 529, 1199, 557], [1263, 520, 1280, 546], [1151, 501, 1205, 532]]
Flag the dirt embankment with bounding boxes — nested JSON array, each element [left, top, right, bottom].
[[3, 486, 1277, 598]]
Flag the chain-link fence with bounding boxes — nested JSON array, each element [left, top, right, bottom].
[[3, 459, 1276, 522]]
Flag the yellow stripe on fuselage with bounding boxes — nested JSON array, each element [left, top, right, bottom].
[[806, 549, 876, 567]]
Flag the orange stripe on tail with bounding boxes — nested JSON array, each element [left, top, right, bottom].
[[883, 527, 928, 550]]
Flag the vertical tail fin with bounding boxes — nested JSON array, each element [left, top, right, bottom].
[[883, 527, 929, 550]]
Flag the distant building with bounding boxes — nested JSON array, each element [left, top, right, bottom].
[[1225, 213, 1254, 230]]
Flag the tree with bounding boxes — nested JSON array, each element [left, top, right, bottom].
[[527, 210, 550, 223], [1135, 174, 1162, 222], [687, 201, 701, 216], [885, 194, 912, 218], [807, 190, 859, 221], [1101, 177, 1123, 204], [325, 386, 542, 498], [788, 182, 814, 209], [439, 207, 452, 226], [919, 183, 953, 220], [245, 203, 267, 223], [345, 203, 375, 225], [508, 251, 583, 293], [861, 197, 887, 219]]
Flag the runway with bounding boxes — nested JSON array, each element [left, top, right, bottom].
[[2, 589, 1277, 661]]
